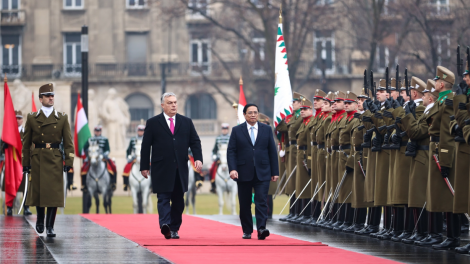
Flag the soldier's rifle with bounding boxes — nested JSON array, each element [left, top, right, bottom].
[[457, 45, 463, 79], [432, 153, 470, 221], [290, 179, 312, 209], [364, 69, 369, 97], [273, 170, 287, 199], [371, 70, 376, 100], [17, 171, 29, 214], [385, 67, 391, 98]]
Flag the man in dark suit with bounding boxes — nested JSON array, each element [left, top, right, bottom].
[[227, 104, 279, 240], [140, 92, 203, 239]]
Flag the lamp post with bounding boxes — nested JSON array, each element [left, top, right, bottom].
[[81, 25, 89, 116]]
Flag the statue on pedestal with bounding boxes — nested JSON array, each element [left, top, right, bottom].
[[99, 88, 130, 152]]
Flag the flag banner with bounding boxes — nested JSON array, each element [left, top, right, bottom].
[[2, 79, 23, 207], [32, 92, 37, 112], [273, 21, 293, 130], [74, 94, 91, 158], [238, 78, 247, 124]]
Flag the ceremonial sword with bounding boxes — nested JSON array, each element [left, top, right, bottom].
[[272, 170, 287, 200], [299, 181, 326, 216], [318, 190, 333, 221], [330, 191, 353, 220], [276, 165, 297, 197], [290, 179, 312, 209], [413, 202, 426, 233], [278, 190, 296, 216], [17, 172, 29, 215]]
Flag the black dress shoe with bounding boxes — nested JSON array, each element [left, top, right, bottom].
[[402, 232, 427, 244], [415, 234, 443, 247], [355, 225, 379, 236], [23, 206, 33, 216], [310, 218, 323, 227], [334, 222, 351, 231], [242, 233, 252, 239], [161, 224, 171, 239], [171, 231, 180, 239], [343, 223, 365, 233], [432, 238, 460, 250], [461, 225, 469, 233], [6, 206, 13, 216], [370, 228, 387, 238], [258, 228, 270, 240], [300, 217, 314, 225], [455, 243, 470, 254], [378, 230, 401, 240], [391, 231, 412, 242], [46, 227, 56, 237], [279, 213, 294, 222], [287, 215, 303, 223]]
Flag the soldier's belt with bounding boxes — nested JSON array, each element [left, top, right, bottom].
[[430, 136, 440, 142], [290, 140, 297, 145], [298, 145, 308, 150], [354, 146, 363, 151], [311, 142, 318, 146], [35, 143, 60, 149], [317, 144, 325, 149], [339, 144, 351, 150], [417, 145, 429, 151], [331, 145, 340, 151]]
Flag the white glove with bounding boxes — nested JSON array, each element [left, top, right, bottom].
[[212, 154, 217, 161], [279, 150, 285, 158]]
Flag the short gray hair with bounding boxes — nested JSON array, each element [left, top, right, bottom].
[[161, 92, 177, 103]]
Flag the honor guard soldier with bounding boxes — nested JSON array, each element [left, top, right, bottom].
[[81, 125, 117, 192], [311, 92, 334, 227], [290, 97, 314, 224], [1, 110, 32, 216], [279, 92, 303, 222], [22, 83, 74, 237], [209, 123, 231, 193], [305, 89, 327, 226], [427, 66, 460, 250], [122, 124, 145, 191]]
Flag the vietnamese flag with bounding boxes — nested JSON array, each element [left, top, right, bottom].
[[1, 77, 23, 207], [237, 76, 247, 124], [32, 92, 37, 112]]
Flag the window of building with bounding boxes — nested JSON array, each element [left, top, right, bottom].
[[1, 0, 19, 9], [188, 0, 209, 18], [252, 38, 266, 75], [63, 0, 83, 9], [1, 34, 21, 77], [376, 45, 389, 72], [430, 0, 449, 15], [126, 0, 147, 9], [126, 33, 148, 76], [434, 33, 450, 66], [190, 39, 211, 74], [125, 93, 154, 121], [314, 31, 334, 74], [63, 33, 82, 76], [185, 93, 216, 119]]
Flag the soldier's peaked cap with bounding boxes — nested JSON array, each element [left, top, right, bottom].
[[344, 91, 357, 102], [293, 92, 302, 101], [313, 89, 327, 99], [39, 83, 54, 95], [357, 88, 369, 99], [390, 78, 399, 91], [434, 66, 455, 85], [377, 79, 387, 91], [410, 77, 426, 93], [324, 92, 335, 102], [94, 125, 102, 131], [334, 91, 346, 101], [300, 96, 313, 109], [15, 110, 23, 118]]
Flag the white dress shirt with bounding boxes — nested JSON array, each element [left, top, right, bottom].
[[41, 106, 54, 118], [414, 98, 423, 106], [424, 102, 435, 115], [247, 122, 258, 142], [163, 112, 176, 129], [18, 125, 24, 133]]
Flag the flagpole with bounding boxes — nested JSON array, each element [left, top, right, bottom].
[[3, 75, 6, 215]]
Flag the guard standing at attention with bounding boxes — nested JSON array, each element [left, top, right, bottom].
[[22, 83, 74, 237]]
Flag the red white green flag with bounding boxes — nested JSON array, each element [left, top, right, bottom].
[[74, 94, 91, 158]]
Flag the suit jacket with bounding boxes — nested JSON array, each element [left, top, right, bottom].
[[227, 122, 279, 182], [140, 113, 203, 193]]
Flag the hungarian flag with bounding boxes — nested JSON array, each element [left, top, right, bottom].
[[2, 78, 23, 207], [273, 15, 293, 133], [32, 92, 37, 112], [237, 77, 247, 124], [74, 93, 91, 158]]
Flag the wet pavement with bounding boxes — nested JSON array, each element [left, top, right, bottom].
[[1, 215, 171, 263], [199, 215, 470, 264]]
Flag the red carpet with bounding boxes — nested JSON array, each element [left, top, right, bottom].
[[82, 214, 402, 264]]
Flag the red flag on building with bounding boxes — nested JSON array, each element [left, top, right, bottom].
[[2, 77, 23, 207], [32, 92, 37, 112]]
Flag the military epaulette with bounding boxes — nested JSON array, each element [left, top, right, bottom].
[[30, 112, 37, 116]]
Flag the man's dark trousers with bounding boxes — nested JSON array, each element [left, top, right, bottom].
[[157, 170, 185, 231], [237, 171, 270, 234]]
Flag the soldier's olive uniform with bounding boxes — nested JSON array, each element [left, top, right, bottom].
[[328, 110, 347, 202], [295, 115, 313, 199], [315, 112, 332, 201], [308, 112, 320, 199], [23, 109, 74, 207], [361, 110, 376, 203], [275, 119, 289, 195], [338, 112, 358, 204], [286, 109, 302, 195]]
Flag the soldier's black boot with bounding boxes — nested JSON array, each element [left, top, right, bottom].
[[267, 195, 273, 220], [6, 206, 13, 216], [46, 207, 58, 238], [301, 200, 314, 225], [373, 206, 391, 238], [81, 174, 88, 192], [432, 212, 461, 250], [331, 203, 345, 230], [23, 205, 33, 216], [308, 200, 321, 226], [460, 214, 469, 233], [415, 212, 443, 247], [379, 207, 398, 240], [403, 208, 428, 244], [345, 208, 366, 233], [288, 201, 304, 223], [336, 204, 353, 231], [455, 243, 470, 254], [392, 207, 412, 242], [36, 207, 45, 233], [280, 196, 295, 221], [321, 204, 336, 229], [324, 204, 340, 229], [357, 207, 381, 235]]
